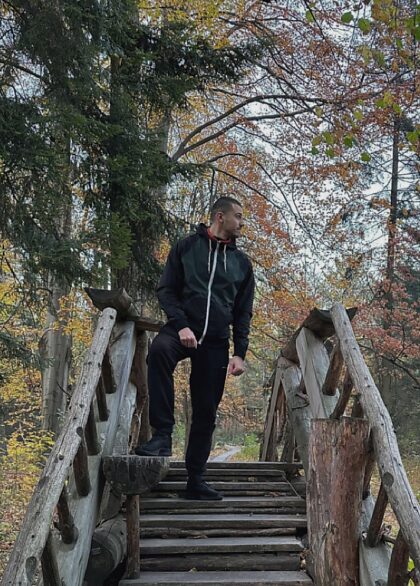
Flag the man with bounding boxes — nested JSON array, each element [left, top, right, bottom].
[[136, 196, 254, 500]]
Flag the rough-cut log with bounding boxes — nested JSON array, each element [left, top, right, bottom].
[[85, 287, 162, 331], [331, 303, 420, 569], [56, 487, 77, 544], [261, 360, 283, 461], [388, 529, 410, 586], [1, 309, 116, 586], [296, 328, 338, 418], [280, 420, 295, 466], [282, 307, 357, 363], [84, 516, 126, 585], [95, 375, 109, 421], [102, 348, 116, 393], [126, 495, 140, 579], [322, 344, 343, 396], [85, 404, 100, 455], [365, 483, 388, 547], [129, 331, 150, 450], [308, 417, 369, 586], [73, 436, 91, 497], [280, 358, 311, 476], [330, 368, 354, 420], [362, 436, 375, 499], [103, 455, 170, 495], [41, 532, 61, 586]]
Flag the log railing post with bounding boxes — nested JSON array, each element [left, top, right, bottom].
[[331, 302, 420, 569], [56, 486, 78, 544], [365, 483, 388, 547], [308, 417, 370, 585], [388, 530, 410, 586], [126, 494, 141, 579]]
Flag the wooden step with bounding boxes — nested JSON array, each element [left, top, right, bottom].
[[167, 469, 292, 477], [169, 461, 303, 471], [140, 496, 306, 513], [137, 552, 302, 572], [140, 514, 307, 529], [140, 536, 304, 555], [120, 570, 312, 585], [152, 481, 306, 496]]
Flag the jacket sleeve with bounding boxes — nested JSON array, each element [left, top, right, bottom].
[[156, 241, 189, 332], [232, 261, 255, 360]]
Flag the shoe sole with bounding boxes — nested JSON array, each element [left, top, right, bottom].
[[135, 448, 172, 457]]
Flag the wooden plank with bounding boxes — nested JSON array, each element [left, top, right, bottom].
[[308, 418, 369, 586], [166, 469, 289, 478], [119, 570, 313, 585], [138, 553, 301, 572], [73, 436, 91, 496], [359, 494, 391, 586], [282, 307, 357, 363], [126, 494, 140, 579], [120, 570, 312, 585], [169, 461, 303, 471], [141, 527, 297, 538], [56, 487, 77, 544], [388, 529, 410, 586], [332, 303, 420, 569], [1, 308, 117, 586], [140, 536, 304, 555], [365, 483, 388, 547], [322, 343, 343, 396], [296, 328, 338, 419], [140, 496, 306, 511], [261, 359, 283, 460], [153, 481, 306, 493], [280, 357, 311, 476], [139, 514, 307, 528], [330, 368, 353, 419]]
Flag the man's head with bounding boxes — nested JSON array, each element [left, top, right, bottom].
[[209, 196, 244, 240]]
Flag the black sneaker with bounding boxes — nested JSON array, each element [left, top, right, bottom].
[[185, 476, 223, 500], [135, 433, 172, 457]]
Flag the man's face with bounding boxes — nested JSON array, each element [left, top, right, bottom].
[[220, 203, 244, 238]]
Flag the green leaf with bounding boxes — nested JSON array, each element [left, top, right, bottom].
[[392, 103, 402, 115], [361, 152, 371, 162], [376, 98, 385, 108], [305, 10, 315, 23], [311, 147, 320, 155], [344, 135, 354, 148], [323, 131, 334, 145], [312, 135, 322, 146], [406, 130, 419, 145], [396, 38, 403, 49], [358, 18, 371, 34], [315, 106, 323, 118], [326, 147, 335, 158], [354, 109, 363, 121], [415, 26, 420, 42], [341, 12, 354, 24]]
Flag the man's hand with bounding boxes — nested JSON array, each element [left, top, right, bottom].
[[178, 327, 198, 349], [228, 356, 245, 376]]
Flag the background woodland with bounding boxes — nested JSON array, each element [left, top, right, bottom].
[[0, 0, 419, 569]]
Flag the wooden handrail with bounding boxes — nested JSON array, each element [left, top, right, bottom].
[[1, 308, 117, 586], [331, 302, 420, 569]]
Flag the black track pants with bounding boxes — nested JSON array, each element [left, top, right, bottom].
[[147, 325, 229, 475]]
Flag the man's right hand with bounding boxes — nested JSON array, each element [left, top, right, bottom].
[[178, 327, 198, 349]]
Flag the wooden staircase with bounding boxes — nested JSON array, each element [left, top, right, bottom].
[[119, 461, 312, 586]]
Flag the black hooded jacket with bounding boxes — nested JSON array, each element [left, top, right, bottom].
[[157, 224, 254, 359]]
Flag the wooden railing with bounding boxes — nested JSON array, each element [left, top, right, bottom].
[[1, 289, 161, 586], [261, 303, 420, 586]]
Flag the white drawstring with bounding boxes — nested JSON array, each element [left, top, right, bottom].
[[208, 238, 212, 273], [199, 241, 220, 345], [223, 244, 227, 272]]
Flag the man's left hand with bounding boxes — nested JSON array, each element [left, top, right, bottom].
[[228, 356, 245, 376]]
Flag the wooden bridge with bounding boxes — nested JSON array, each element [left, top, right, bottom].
[[1, 289, 419, 586]]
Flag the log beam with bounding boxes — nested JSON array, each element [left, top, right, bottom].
[[331, 303, 420, 569], [365, 483, 388, 548], [388, 529, 410, 586]]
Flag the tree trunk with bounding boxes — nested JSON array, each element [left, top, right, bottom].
[[39, 137, 72, 435]]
